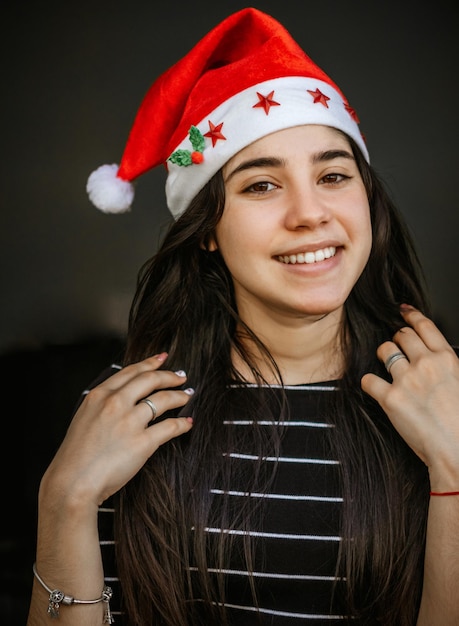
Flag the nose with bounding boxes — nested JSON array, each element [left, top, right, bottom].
[[283, 184, 332, 231]]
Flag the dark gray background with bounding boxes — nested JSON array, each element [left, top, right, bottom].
[[0, 2, 457, 622], [2, 0, 459, 354]]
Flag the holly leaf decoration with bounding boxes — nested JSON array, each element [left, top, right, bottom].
[[168, 149, 193, 166], [189, 126, 205, 152], [168, 126, 205, 166]]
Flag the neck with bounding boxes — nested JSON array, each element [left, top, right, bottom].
[[233, 307, 345, 385]]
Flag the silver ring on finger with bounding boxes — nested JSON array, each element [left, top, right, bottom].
[[140, 398, 158, 420], [384, 351, 408, 374]]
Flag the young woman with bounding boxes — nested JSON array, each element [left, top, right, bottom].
[[27, 8, 459, 626]]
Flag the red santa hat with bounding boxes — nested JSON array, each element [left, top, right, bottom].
[[87, 7, 368, 219]]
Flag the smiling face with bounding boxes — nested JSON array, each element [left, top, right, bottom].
[[210, 125, 372, 329]]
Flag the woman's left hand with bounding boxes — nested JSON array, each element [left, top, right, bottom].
[[361, 304, 459, 490]]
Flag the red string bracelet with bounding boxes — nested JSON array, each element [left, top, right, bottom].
[[430, 491, 459, 496]]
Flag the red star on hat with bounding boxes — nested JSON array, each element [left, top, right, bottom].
[[253, 91, 281, 115], [203, 120, 226, 147], [307, 88, 330, 107]]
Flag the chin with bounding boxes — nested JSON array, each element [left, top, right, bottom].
[[295, 302, 344, 320]]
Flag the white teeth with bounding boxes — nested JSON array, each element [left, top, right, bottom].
[[278, 246, 336, 265]]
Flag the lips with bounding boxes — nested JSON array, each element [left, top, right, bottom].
[[277, 246, 337, 264]]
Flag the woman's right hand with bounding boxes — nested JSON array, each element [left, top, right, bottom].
[[40, 352, 194, 509]]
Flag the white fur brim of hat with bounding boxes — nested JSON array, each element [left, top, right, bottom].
[[165, 76, 369, 219]]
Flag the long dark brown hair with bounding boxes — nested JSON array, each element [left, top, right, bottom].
[[116, 133, 431, 625]]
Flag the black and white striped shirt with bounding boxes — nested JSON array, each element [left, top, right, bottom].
[[92, 367, 348, 624]]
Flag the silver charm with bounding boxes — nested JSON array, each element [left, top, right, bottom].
[[102, 586, 115, 623], [47, 589, 65, 618]]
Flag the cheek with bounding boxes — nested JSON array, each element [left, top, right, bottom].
[[215, 210, 264, 253], [357, 208, 372, 239], [356, 210, 373, 264], [219, 231, 255, 268], [351, 195, 371, 237], [342, 196, 372, 261]]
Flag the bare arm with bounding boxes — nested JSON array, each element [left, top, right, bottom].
[[362, 305, 459, 624], [27, 353, 194, 625], [416, 496, 459, 624]]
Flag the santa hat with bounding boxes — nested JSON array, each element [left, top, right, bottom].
[[87, 7, 368, 219]]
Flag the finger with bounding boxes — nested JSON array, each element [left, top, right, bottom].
[[399, 305, 453, 352], [144, 416, 194, 452], [376, 341, 410, 376], [97, 353, 168, 392], [137, 388, 195, 424], [361, 372, 391, 403], [392, 326, 426, 361], [79, 361, 191, 430], [124, 368, 190, 403], [104, 363, 191, 408]]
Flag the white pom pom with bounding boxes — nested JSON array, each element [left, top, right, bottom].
[[86, 163, 135, 214]]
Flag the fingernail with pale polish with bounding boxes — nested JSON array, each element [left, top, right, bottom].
[[175, 370, 187, 377], [184, 388, 195, 395]]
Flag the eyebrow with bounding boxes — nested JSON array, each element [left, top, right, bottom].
[[312, 149, 354, 164], [224, 149, 354, 183], [225, 157, 285, 183]]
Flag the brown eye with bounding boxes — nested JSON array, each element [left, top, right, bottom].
[[246, 181, 277, 193], [320, 173, 349, 185]]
